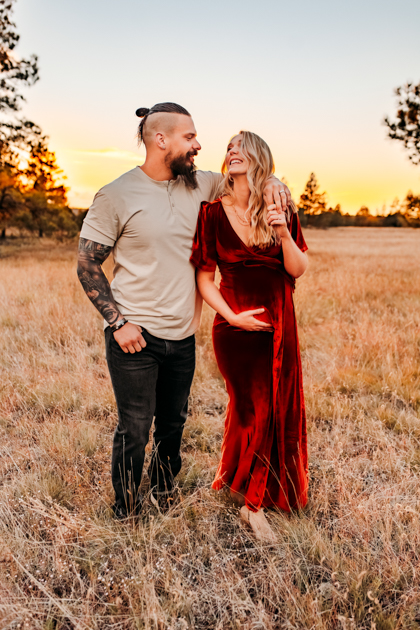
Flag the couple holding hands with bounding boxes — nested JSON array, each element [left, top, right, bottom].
[[77, 102, 308, 543]]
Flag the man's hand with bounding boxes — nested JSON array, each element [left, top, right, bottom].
[[263, 177, 291, 213], [113, 322, 147, 354]]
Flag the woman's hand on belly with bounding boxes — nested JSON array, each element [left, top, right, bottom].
[[196, 269, 273, 332], [229, 308, 274, 332]]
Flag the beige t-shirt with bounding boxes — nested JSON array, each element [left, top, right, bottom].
[[80, 166, 222, 340]]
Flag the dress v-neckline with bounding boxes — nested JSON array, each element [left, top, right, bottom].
[[218, 200, 256, 251], [217, 200, 281, 256]]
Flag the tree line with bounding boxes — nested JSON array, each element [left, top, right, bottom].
[[299, 83, 420, 228], [297, 172, 420, 229], [0, 0, 419, 238]]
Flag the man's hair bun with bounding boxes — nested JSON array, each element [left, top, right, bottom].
[[136, 107, 150, 118], [136, 102, 191, 144]]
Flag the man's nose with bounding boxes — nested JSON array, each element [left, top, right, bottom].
[[193, 139, 201, 151]]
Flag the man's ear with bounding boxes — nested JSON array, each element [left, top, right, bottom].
[[156, 133, 166, 150]]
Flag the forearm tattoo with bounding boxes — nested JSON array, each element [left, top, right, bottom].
[[77, 238, 121, 325]]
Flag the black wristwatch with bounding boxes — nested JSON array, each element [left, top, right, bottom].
[[110, 318, 128, 333]]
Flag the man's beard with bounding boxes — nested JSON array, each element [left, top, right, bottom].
[[167, 150, 198, 190]]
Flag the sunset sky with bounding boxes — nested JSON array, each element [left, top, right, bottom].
[[14, 0, 420, 214]]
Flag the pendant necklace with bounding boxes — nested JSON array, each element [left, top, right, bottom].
[[232, 204, 250, 226]]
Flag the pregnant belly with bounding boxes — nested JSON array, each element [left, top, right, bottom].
[[219, 266, 284, 326]]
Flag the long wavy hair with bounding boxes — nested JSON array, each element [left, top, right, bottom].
[[218, 131, 297, 248]]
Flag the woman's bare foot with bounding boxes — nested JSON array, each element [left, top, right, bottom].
[[240, 505, 276, 544]]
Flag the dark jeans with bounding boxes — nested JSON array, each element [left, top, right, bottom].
[[105, 326, 195, 514]]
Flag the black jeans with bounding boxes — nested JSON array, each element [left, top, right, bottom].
[[105, 326, 195, 513]]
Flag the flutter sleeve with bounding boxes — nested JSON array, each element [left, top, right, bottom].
[[190, 202, 218, 272], [289, 211, 308, 253]]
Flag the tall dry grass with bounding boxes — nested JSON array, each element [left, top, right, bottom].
[[0, 228, 419, 629]]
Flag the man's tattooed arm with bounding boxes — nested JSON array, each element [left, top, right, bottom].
[[77, 238, 121, 326]]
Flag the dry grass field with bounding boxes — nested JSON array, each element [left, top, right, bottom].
[[0, 227, 420, 630]]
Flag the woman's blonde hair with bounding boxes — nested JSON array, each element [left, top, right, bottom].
[[218, 130, 297, 248]]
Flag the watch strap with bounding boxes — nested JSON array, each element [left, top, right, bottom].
[[110, 318, 128, 333]]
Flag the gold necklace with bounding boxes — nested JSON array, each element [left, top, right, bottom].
[[232, 204, 250, 226]]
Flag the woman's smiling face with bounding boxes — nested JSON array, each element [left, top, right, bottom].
[[225, 134, 249, 177]]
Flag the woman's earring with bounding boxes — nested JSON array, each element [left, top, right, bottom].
[[228, 175, 233, 183]]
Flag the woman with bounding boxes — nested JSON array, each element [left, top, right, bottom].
[[190, 131, 309, 542]]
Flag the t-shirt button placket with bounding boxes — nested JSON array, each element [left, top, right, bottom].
[[168, 194, 176, 214]]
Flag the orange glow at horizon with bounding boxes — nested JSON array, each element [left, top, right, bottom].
[[56, 143, 419, 217]]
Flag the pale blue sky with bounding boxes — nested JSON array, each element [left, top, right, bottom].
[[13, 0, 420, 211]]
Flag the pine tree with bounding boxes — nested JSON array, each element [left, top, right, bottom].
[[404, 191, 420, 220], [0, 166, 22, 236], [18, 139, 70, 237], [0, 0, 39, 235], [299, 173, 327, 215], [0, 1, 74, 237], [0, 0, 39, 160], [384, 82, 420, 165]]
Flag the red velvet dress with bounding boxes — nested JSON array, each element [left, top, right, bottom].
[[190, 200, 308, 512]]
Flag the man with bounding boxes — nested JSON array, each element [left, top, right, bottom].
[[77, 102, 291, 517]]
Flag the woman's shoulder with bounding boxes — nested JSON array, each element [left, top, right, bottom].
[[200, 198, 223, 212], [199, 198, 223, 221]]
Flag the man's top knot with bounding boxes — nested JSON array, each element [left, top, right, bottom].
[[136, 107, 151, 118], [136, 102, 191, 144]]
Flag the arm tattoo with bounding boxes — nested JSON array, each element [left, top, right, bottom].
[[77, 238, 121, 326]]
